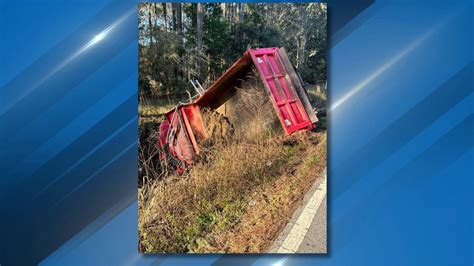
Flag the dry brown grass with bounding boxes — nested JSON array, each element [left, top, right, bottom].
[[226, 69, 283, 142], [138, 117, 161, 183], [209, 133, 326, 252], [139, 95, 178, 117], [139, 104, 174, 117], [138, 131, 326, 253]]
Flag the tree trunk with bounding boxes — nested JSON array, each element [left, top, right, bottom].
[[197, 4, 204, 51], [170, 3, 179, 82], [176, 4, 183, 40], [196, 3, 204, 79], [299, 36, 307, 67], [176, 3, 183, 78], [296, 37, 300, 69], [147, 4, 153, 45], [230, 3, 235, 23], [225, 3, 231, 22], [162, 3, 167, 32], [239, 3, 244, 22], [171, 3, 177, 31]]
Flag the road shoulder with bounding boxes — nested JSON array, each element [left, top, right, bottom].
[[269, 169, 327, 253]]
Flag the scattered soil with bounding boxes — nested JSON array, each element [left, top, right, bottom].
[[200, 108, 235, 146]]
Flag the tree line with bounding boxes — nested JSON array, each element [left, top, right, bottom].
[[138, 3, 327, 99]]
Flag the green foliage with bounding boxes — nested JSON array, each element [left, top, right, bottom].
[[138, 3, 327, 99], [203, 4, 230, 79]]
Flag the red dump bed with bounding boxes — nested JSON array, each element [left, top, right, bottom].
[[159, 103, 206, 167], [159, 47, 318, 167], [249, 48, 315, 133]]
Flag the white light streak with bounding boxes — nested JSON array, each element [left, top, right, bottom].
[[273, 257, 288, 266], [330, 23, 443, 112], [43, 8, 135, 83], [0, 8, 135, 115], [90, 31, 107, 46]]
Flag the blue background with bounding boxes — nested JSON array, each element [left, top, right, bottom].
[[0, 0, 472, 265]]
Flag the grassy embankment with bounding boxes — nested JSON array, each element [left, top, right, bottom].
[[138, 131, 326, 253], [138, 84, 327, 253]]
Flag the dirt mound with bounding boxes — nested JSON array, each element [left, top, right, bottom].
[[200, 108, 235, 146]]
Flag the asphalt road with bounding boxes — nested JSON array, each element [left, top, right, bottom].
[[270, 172, 327, 253], [298, 195, 327, 253]]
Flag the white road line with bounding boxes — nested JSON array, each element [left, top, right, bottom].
[[277, 173, 327, 253]]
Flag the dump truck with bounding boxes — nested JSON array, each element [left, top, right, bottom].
[[158, 47, 318, 168]]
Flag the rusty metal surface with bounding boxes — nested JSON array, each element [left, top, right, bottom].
[[278, 47, 318, 124], [195, 51, 253, 109]]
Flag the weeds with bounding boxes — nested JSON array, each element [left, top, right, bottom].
[[138, 79, 328, 253], [138, 131, 326, 253]]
